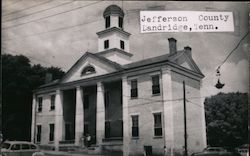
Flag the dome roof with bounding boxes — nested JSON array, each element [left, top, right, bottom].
[[103, 5, 124, 18]]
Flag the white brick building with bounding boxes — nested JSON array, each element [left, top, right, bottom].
[[31, 5, 206, 156]]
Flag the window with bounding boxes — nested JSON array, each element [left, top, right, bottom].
[[105, 16, 110, 28], [120, 40, 125, 50], [49, 124, 54, 141], [132, 115, 139, 137], [21, 144, 30, 150], [130, 80, 138, 98], [2, 143, 11, 149], [81, 65, 96, 76], [119, 17, 123, 28], [105, 91, 109, 107], [152, 75, 160, 95], [30, 144, 37, 149], [105, 121, 111, 138], [50, 95, 55, 110], [36, 125, 42, 143], [84, 95, 89, 109], [11, 144, 21, 150], [104, 40, 109, 49], [37, 97, 43, 112], [154, 113, 162, 136]]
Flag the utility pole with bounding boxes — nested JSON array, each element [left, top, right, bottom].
[[183, 81, 188, 156]]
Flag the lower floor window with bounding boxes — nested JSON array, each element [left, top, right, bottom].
[[49, 124, 54, 141], [36, 125, 42, 143], [154, 113, 162, 136], [131, 115, 139, 137]]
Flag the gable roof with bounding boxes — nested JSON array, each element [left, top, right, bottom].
[[123, 54, 171, 69], [36, 50, 204, 90], [168, 50, 203, 75], [123, 51, 204, 77]]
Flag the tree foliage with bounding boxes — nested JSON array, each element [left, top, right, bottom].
[[2, 54, 65, 141], [204, 92, 248, 148]]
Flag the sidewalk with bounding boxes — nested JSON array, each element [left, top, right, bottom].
[[42, 150, 105, 156]]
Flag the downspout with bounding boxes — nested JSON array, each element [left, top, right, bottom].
[[160, 69, 166, 148], [33, 94, 37, 143]]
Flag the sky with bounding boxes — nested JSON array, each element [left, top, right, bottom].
[[2, 0, 249, 98]]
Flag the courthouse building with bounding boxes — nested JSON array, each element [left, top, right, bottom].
[[31, 5, 207, 156]]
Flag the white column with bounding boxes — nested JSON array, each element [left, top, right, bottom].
[[55, 90, 64, 151], [31, 94, 36, 142], [75, 86, 84, 145], [162, 68, 174, 156], [122, 77, 130, 156], [96, 82, 105, 145]]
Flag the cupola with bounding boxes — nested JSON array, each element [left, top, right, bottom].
[[103, 5, 124, 29], [96, 5, 132, 65]]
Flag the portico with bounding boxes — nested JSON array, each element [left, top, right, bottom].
[[42, 77, 124, 150]]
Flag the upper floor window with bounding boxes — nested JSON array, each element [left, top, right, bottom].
[[152, 75, 160, 95], [37, 97, 43, 112], [104, 40, 109, 49], [119, 17, 123, 28], [81, 65, 96, 76], [120, 40, 125, 50], [50, 95, 55, 110], [153, 113, 162, 136], [105, 16, 110, 28], [130, 79, 138, 98]]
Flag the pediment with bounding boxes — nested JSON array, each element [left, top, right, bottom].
[[180, 61, 193, 70], [60, 52, 122, 83], [170, 51, 203, 74]]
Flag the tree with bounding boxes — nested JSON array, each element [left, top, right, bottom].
[[2, 54, 65, 141], [204, 92, 248, 148]]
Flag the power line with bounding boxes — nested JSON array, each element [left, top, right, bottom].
[[2, 10, 144, 42], [2, 0, 104, 30], [2, 3, 142, 42], [2, 0, 23, 9], [216, 31, 249, 71], [3, 18, 102, 42], [186, 99, 204, 109], [2, 0, 75, 24], [2, 0, 52, 17]]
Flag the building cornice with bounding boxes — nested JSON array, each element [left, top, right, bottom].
[[34, 59, 204, 95], [97, 48, 133, 57], [96, 27, 131, 37]]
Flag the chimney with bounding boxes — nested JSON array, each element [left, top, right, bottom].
[[184, 46, 192, 57], [45, 73, 53, 84], [168, 38, 177, 54]]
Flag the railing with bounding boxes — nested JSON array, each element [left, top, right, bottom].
[[102, 137, 123, 142]]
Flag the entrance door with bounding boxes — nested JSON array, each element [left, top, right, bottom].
[[65, 123, 72, 140]]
